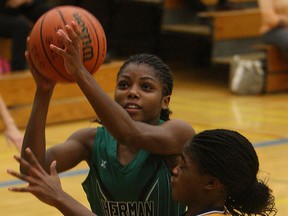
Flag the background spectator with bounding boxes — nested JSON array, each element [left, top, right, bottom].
[[0, 0, 51, 71]]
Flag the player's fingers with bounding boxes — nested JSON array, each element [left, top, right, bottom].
[[7, 168, 28, 182], [71, 21, 81, 36], [57, 29, 70, 40], [8, 186, 31, 193], [57, 29, 73, 46], [26, 36, 30, 49], [65, 23, 79, 40], [24, 148, 47, 174], [25, 50, 40, 76], [50, 43, 66, 56], [64, 24, 81, 51], [50, 161, 59, 178], [13, 155, 33, 172], [13, 155, 44, 178], [25, 50, 32, 66], [7, 169, 39, 186]]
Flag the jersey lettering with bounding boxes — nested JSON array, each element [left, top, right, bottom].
[[101, 200, 154, 216]]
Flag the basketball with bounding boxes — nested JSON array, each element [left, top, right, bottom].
[[28, 6, 107, 82]]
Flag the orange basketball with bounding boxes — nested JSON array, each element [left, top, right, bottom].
[[28, 6, 107, 82]]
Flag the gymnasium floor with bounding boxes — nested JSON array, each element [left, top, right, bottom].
[[0, 62, 287, 215]]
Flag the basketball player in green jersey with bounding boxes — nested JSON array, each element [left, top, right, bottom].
[[8, 129, 277, 216], [8, 22, 195, 215], [171, 129, 277, 216]]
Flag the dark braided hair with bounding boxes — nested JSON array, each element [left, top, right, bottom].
[[188, 129, 277, 216], [118, 53, 173, 121]]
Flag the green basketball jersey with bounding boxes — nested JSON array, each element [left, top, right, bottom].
[[82, 126, 186, 216]]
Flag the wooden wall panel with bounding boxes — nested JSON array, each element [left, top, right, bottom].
[[0, 61, 122, 130]]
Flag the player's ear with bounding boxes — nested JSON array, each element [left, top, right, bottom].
[[161, 95, 170, 109], [205, 176, 222, 190]]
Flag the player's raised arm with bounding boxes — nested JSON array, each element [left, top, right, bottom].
[[21, 43, 93, 174], [50, 23, 195, 155]]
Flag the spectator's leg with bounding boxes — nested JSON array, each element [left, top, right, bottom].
[[0, 15, 31, 71], [183, 0, 207, 12], [218, 0, 228, 6], [21, 0, 52, 22], [77, 0, 121, 61], [216, 0, 241, 10], [261, 27, 288, 58]]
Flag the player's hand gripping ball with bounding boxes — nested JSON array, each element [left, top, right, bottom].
[[28, 6, 107, 82]]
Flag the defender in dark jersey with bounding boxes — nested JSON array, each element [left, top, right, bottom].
[[171, 129, 277, 216]]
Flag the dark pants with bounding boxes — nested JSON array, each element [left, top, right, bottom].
[[58, 0, 120, 52], [0, 1, 50, 71], [58, 0, 162, 56], [261, 27, 288, 58], [184, 0, 228, 12]]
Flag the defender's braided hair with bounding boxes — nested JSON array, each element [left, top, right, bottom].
[[118, 53, 173, 121], [188, 129, 277, 216]]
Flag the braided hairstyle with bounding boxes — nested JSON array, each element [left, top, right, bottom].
[[118, 53, 173, 121], [187, 129, 277, 216]]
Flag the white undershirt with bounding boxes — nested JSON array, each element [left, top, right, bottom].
[[196, 210, 226, 216]]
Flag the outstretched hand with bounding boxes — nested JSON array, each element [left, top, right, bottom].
[[50, 21, 85, 79], [7, 148, 64, 207], [8, 148, 97, 216]]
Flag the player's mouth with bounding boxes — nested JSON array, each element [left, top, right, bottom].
[[124, 103, 141, 114]]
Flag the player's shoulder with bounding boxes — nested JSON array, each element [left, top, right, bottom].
[[163, 119, 195, 134], [73, 127, 97, 135], [68, 127, 98, 144]]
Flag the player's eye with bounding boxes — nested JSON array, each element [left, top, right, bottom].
[[142, 83, 153, 91], [117, 80, 129, 89]]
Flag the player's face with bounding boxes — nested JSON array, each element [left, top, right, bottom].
[[171, 142, 209, 206], [114, 63, 169, 124]]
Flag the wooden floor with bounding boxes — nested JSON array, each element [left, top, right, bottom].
[[0, 61, 287, 215]]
